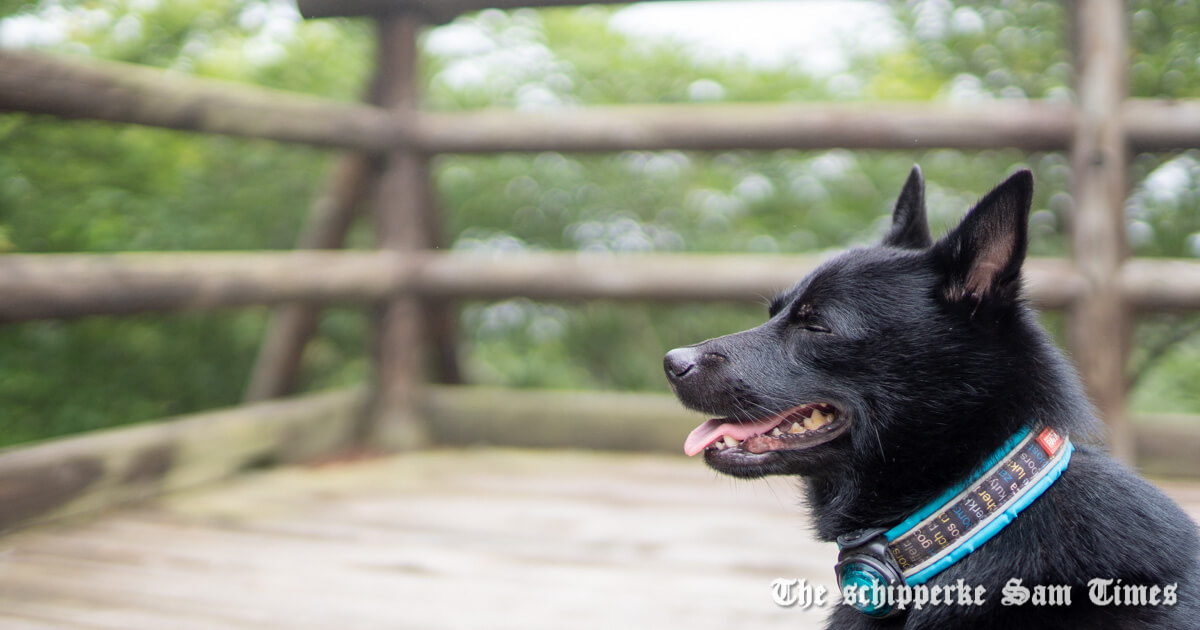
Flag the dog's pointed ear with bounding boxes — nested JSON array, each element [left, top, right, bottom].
[[934, 170, 1033, 307], [882, 165, 932, 249]]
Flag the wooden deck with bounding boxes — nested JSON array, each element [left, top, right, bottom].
[[2, 448, 1199, 630]]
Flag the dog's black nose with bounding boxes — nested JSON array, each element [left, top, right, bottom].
[[664, 347, 700, 379]]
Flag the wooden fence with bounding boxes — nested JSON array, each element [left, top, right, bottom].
[[2, 0, 1200, 530]]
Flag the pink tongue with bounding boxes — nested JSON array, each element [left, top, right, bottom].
[[684, 415, 784, 456]]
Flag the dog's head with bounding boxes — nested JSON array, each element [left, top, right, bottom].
[[665, 167, 1061, 484]]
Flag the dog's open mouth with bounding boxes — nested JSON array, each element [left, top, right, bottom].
[[684, 403, 848, 457]]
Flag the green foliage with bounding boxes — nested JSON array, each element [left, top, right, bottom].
[[0, 0, 362, 446], [1131, 316, 1200, 414], [1130, 0, 1200, 98], [893, 1, 1071, 100], [0, 119, 329, 252], [1, 0, 1200, 448], [0, 312, 264, 445]]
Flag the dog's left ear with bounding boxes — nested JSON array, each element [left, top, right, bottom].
[[883, 165, 932, 249], [934, 170, 1033, 307]]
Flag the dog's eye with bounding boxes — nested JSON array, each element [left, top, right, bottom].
[[789, 303, 832, 334]]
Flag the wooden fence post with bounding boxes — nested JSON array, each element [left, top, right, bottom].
[[367, 15, 433, 448], [245, 17, 459, 402], [1070, 0, 1133, 463]]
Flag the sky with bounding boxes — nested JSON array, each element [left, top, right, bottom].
[[608, 0, 900, 75]]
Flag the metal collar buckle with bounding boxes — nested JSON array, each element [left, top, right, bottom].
[[835, 527, 904, 618]]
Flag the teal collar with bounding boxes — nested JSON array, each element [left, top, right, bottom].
[[834, 424, 1073, 617]]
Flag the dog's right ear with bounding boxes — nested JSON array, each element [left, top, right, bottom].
[[882, 165, 932, 250], [933, 170, 1033, 311]]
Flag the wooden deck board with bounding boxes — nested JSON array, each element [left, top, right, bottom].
[[1, 448, 1198, 629]]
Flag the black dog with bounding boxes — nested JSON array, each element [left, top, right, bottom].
[[664, 168, 1200, 629]]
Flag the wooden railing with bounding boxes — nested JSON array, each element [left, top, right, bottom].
[[2, 0, 1200, 531], [10, 49, 1200, 154]]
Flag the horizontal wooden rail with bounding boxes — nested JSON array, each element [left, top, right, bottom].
[[3, 384, 1196, 533], [415, 252, 1087, 306], [1124, 100, 1200, 152], [0, 50, 1074, 152], [423, 386, 704, 451], [7, 51, 1200, 154], [0, 250, 1124, 321], [0, 386, 365, 533], [0, 251, 408, 321], [1121, 259, 1200, 311], [419, 103, 1077, 153], [427, 387, 1200, 478], [0, 50, 407, 151], [5, 250, 1199, 321]]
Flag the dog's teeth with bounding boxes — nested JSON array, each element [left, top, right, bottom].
[[787, 422, 804, 434], [804, 410, 830, 430], [769, 427, 783, 437], [723, 435, 738, 447]]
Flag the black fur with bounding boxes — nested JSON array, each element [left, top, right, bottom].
[[664, 168, 1200, 628]]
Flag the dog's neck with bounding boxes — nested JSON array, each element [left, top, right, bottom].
[[829, 425, 1073, 619], [804, 417, 1059, 542]]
